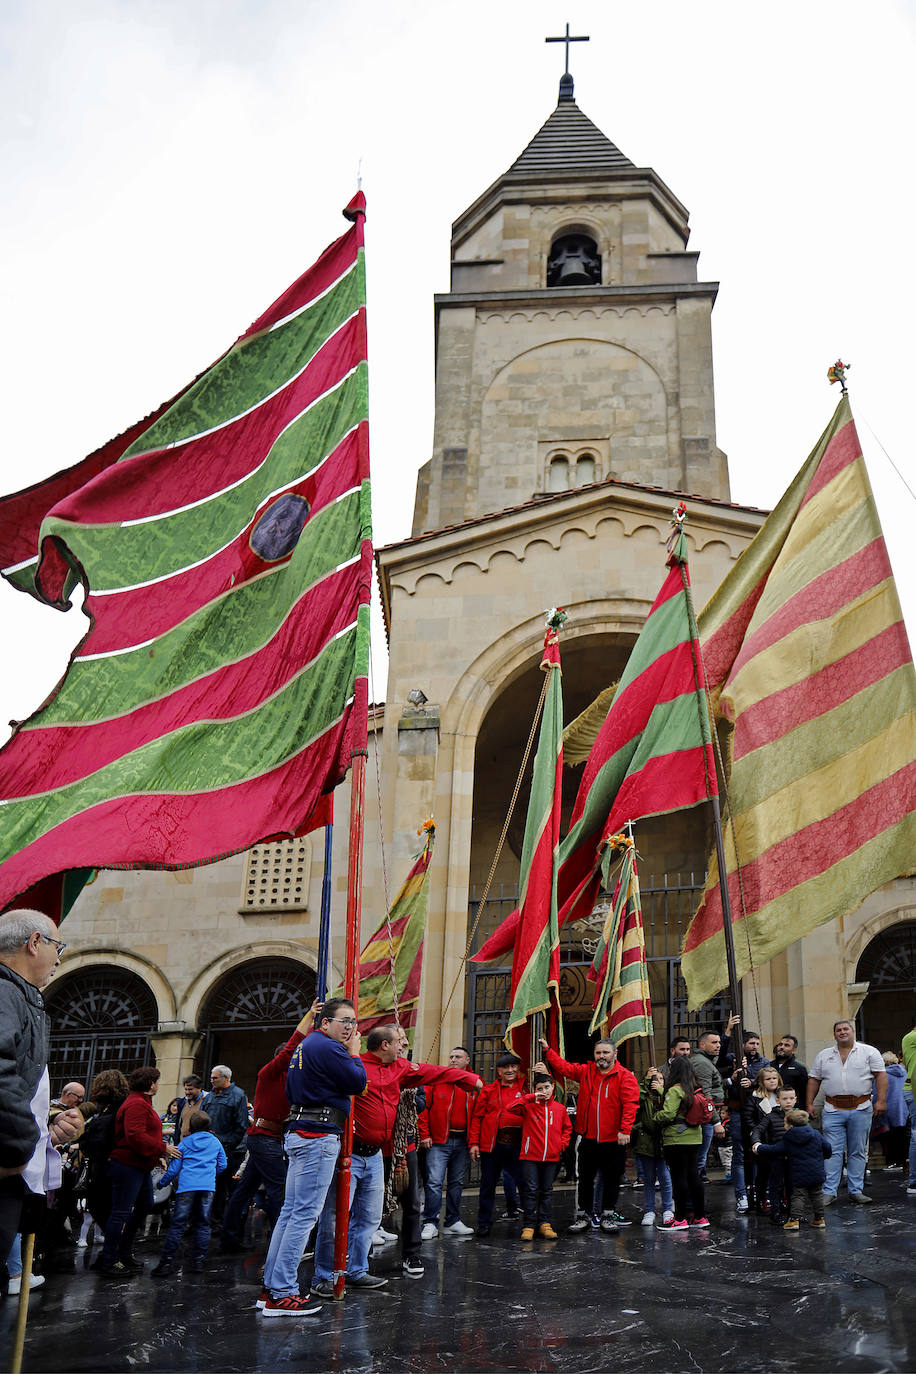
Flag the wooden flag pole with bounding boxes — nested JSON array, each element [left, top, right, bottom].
[[333, 748, 367, 1301], [709, 794, 743, 1037], [9, 1231, 35, 1374], [672, 506, 743, 1045]]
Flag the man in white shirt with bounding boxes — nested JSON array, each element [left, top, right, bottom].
[[806, 1020, 887, 1204]]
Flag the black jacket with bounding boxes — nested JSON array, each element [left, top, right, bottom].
[[755, 1124, 832, 1188], [0, 962, 50, 1169], [751, 1103, 788, 1148], [770, 1055, 808, 1103]]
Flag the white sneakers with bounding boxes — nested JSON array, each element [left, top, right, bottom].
[[736, 1195, 749, 1214], [420, 1222, 438, 1241], [442, 1220, 474, 1237], [640, 1211, 656, 1226], [662, 1209, 674, 1224], [8, 1274, 45, 1295], [372, 1227, 398, 1245]]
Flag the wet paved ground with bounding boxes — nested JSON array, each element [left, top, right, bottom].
[[2, 1171, 915, 1373]]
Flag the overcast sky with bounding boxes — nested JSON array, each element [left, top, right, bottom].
[[1, 0, 914, 733]]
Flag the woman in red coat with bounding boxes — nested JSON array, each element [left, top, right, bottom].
[[98, 1066, 171, 1276]]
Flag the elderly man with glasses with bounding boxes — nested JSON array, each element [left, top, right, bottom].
[[0, 909, 82, 1271]]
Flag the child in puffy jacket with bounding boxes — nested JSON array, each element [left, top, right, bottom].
[[753, 1108, 832, 1231], [507, 1069, 572, 1241], [151, 1111, 227, 1276]]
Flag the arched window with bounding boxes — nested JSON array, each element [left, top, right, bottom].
[[45, 966, 159, 1094], [576, 453, 597, 486], [197, 957, 316, 1093], [547, 455, 569, 492], [547, 233, 601, 287], [855, 921, 916, 1051]]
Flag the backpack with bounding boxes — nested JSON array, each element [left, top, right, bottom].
[[80, 1106, 118, 1164], [683, 1090, 715, 1127]]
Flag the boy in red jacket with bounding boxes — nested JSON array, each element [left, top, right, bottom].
[[468, 1052, 527, 1236], [507, 1071, 572, 1240], [539, 1036, 639, 1235]]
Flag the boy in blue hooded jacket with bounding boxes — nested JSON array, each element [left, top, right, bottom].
[[753, 1108, 832, 1231], [151, 1110, 227, 1275]]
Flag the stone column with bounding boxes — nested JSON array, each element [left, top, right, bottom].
[[149, 1023, 203, 1107]]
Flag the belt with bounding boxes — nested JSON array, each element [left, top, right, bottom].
[[285, 1104, 347, 1131], [448, 1130, 467, 1138], [825, 1094, 870, 1109], [495, 1127, 522, 1146], [253, 1118, 284, 1136], [352, 1136, 381, 1157]]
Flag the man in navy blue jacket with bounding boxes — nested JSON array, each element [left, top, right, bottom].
[[260, 998, 367, 1318]]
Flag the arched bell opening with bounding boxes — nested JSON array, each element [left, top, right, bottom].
[[547, 232, 601, 287]]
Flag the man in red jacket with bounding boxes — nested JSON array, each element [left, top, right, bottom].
[[468, 1052, 528, 1237], [421, 1046, 476, 1239], [310, 1024, 481, 1297], [220, 1000, 318, 1253], [539, 1036, 639, 1235]]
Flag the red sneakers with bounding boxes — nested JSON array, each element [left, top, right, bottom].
[[262, 1294, 322, 1318], [256, 1288, 269, 1310], [688, 1216, 710, 1228], [657, 1217, 688, 1231]]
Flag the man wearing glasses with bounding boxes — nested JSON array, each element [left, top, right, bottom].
[[0, 909, 82, 1270], [260, 998, 367, 1318]]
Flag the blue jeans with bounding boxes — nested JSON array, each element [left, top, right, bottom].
[[731, 1131, 747, 1198], [314, 1150, 385, 1283], [822, 1107, 872, 1195], [699, 1122, 714, 1174], [423, 1138, 470, 1226], [101, 1160, 153, 1267], [160, 1190, 214, 1264], [264, 1133, 340, 1299], [906, 1091, 916, 1180], [520, 1160, 558, 1226], [221, 1133, 287, 1244], [637, 1154, 673, 1213]]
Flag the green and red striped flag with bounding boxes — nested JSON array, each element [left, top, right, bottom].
[[480, 612, 566, 1066], [0, 193, 371, 911], [681, 396, 916, 1007], [343, 820, 435, 1045], [476, 520, 718, 960], [587, 835, 653, 1045]]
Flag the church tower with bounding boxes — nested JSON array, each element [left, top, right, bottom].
[[413, 71, 729, 536], [377, 71, 763, 1070]]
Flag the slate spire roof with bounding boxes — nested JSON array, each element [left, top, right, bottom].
[[505, 82, 635, 180]]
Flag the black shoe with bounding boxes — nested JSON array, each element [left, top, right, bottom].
[[310, 1280, 336, 1299], [190, 1259, 204, 1273], [402, 1258, 424, 1277], [346, 1273, 387, 1290], [98, 1262, 129, 1278], [150, 1263, 174, 1279], [476, 1226, 490, 1237], [119, 1256, 145, 1271], [220, 1238, 252, 1254]]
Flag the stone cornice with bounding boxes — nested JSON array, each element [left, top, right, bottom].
[[451, 170, 690, 250], [376, 481, 766, 635]]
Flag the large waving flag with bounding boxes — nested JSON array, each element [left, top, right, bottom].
[[496, 612, 566, 1067], [0, 194, 371, 911], [343, 820, 435, 1044], [476, 516, 718, 962], [681, 396, 916, 1006], [587, 834, 653, 1046]]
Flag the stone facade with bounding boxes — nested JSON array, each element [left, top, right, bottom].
[[46, 86, 916, 1103]]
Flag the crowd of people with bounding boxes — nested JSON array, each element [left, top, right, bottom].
[[2, 907, 915, 1320]]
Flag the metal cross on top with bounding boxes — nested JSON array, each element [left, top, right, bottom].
[[545, 23, 589, 75]]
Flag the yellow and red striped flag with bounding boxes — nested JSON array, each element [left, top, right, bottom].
[[343, 820, 435, 1043], [681, 395, 916, 1007]]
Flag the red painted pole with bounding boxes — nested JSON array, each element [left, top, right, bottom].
[[333, 748, 367, 1300]]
